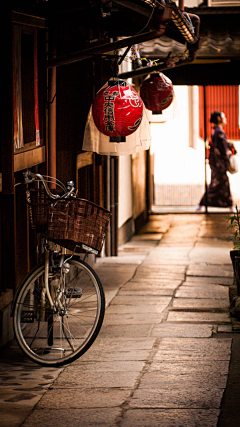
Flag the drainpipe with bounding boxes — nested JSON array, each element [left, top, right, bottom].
[[203, 85, 208, 213], [47, 20, 57, 185], [179, 0, 184, 11]]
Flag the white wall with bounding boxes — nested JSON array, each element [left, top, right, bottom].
[[176, 0, 203, 6], [118, 47, 134, 229], [151, 86, 204, 187], [118, 155, 133, 228]]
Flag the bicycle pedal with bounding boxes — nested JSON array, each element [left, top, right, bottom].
[[66, 287, 82, 298]]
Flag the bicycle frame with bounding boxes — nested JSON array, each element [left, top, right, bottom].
[[42, 246, 68, 313], [41, 243, 86, 315], [44, 249, 53, 308], [12, 172, 107, 366], [11, 242, 66, 320]]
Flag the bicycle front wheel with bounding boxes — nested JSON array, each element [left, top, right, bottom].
[[13, 257, 105, 367]]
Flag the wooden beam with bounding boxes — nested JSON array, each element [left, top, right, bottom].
[[11, 11, 46, 28], [76, 152, 93, 170], [14, 146, 45, 172], [0, 289, 13, 311]]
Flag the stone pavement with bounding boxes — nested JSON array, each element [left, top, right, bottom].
[[1, 213, 240, 427]]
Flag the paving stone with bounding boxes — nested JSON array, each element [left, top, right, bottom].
[[0, 364, 63, 411], [167, 311, 231, 323], [140, 371, 227, 389], [75, 338, 155, 363], [129, 387, 223, 409], [175, 285, 229, 299], [150, 323, 213, 338], [189, 247, 232, 265], [138, 218, 171, 234], [118, 288, 175, 296], [97, 323, 154, 338], [22, 408, 120, 427], [0, 407, 31, 427], [70, 360, 145, 372], [196, 238, 231, 248], [78, 349, 151, 363], [143, 258, 191, 266], [96, 256, 144, 264], [148, 360, 230, 375], [153, 338, 232, 361], [132, 273, 185, 280], [137, 265, 187, 273], [53, 370, 139, 389], [121, 408, 220, 427], [110, 295, 172, 305], [0, 213, 237, 427], [103, 312, 164, 325], [187, 265, 233, 278], [128, 279, 182, 286], [38, 388, 131, 409], [218, 325, 233, 333], [132, 233, 163, 241], [104, 291, 120, 306], [172, 298, 229, 309], [119, 240, 158, 249], [95, 264, 137, 286], [0, 390, 43, 408], [140, 364, 228, 389], [89, 338, 156, 351], [185, 276, 233, 285], [106, 304, 167, 314], [143, 247, 192, 262], [0, 364, 62, 386]]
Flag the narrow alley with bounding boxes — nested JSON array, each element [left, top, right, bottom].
[[1, 213, 239, 427]]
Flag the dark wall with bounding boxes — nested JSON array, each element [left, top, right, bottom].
[[56, 60, 93, 184], [164, 61, 240, 86], [56, 57, 113, 185]]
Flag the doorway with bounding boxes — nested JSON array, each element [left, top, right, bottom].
[[150, 85, 240, 213]]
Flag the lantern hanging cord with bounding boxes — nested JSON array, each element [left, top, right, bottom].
[[118, 0, 156, 66], [111, 53, 119, 78]]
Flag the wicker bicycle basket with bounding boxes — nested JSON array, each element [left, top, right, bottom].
[[47, 198, 110, 254], [26, 189, 110, 254], [26, 188, 54, 232]]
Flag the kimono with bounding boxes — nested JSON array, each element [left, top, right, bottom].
[[199, 126, 233, 208]]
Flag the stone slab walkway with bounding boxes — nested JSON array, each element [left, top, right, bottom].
[[0, 213, 238, 426]]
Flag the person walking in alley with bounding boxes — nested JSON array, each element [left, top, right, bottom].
[[195, 110, 236, 212]]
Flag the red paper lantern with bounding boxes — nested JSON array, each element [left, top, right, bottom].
[[140, 73, 174, 114], [92, 80, 143, 137]]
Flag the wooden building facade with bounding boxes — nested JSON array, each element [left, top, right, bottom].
[[5, 0, 237, 347]]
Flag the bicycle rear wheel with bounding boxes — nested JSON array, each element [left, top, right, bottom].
[[13, 257, 105, 367]]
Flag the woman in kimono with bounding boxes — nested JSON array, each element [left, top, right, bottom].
[[195, 111, 236, 212]]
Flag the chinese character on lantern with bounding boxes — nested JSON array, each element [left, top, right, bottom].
[[92, 80, 143, 137]]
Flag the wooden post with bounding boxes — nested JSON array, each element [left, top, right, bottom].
[[1, 8, 16, 292], [203, 85, 208, 214]]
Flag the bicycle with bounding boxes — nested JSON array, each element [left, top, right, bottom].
[[12, 172, 110, 367]]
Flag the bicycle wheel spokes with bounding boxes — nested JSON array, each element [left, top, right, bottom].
[[14, 258, 105, 366]]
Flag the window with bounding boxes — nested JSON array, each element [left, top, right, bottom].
[[12, 12, 46, 171], [199, 86, 240, 141]]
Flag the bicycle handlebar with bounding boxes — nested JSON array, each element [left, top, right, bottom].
[[23, 172, 76, 199]]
